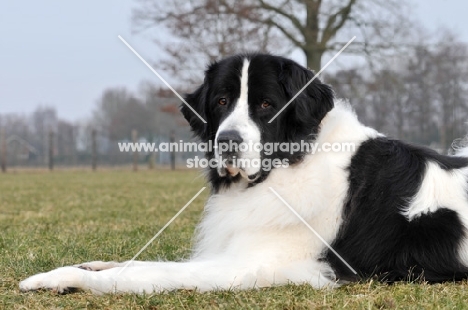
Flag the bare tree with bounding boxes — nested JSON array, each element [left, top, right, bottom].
[[325, 68, 369, 121], [92, 87, 152, 141], [365, 69, 413, 138], [431, 33, 468, 150], [403, 45, 437, 145], [138, 81, 189, 139], [326, 29, 468, 150], [133, 0, 415, 77], [56, 120, 77, 165], [133, 0, 281, 83], [31, 106, 57, 165]]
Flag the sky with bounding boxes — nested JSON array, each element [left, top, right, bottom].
[[1, 0, 468, 122]]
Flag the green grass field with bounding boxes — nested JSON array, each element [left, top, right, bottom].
[[2, 169, 468, 309]]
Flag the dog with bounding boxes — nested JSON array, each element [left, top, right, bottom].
[[20, 53, 468, 294]]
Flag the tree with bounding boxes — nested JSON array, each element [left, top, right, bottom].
[[56, 120, 77, 165], [93, 84, 192, 143], [138, 81, 190, 139], [400, 30, 468, 149], [431, 33, 468, 150], [402, 44, 438, 145], [93, 87, 152, 141], [325, 68, 369, 122], [366, 69, 412, 138], [31, 106, 58, 164], [132, 0, 415, 78], [132, 0, 281, 83], [325, 29, 468, 150]]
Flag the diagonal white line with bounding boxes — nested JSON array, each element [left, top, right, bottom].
[[118, 35, 207, 124], [117, 187, 207, 275], [268, 187, 357, 275], [268, 36, 356, 123]]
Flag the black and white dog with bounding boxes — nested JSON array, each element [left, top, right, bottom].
[[20, 53, 468, 294]]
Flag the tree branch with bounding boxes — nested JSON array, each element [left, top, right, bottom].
[[321, 0, 357, 45], [264, 18, 305, 49], [218, 0, 304, 49], [257, 0, 305, 38]]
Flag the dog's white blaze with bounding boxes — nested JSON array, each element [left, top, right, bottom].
[[238, 58, 249, 112], [215, 58, 262, 177]]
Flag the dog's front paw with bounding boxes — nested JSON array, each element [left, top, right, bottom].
[[19, 267, 85, 293], [74, 260, 119, 271]]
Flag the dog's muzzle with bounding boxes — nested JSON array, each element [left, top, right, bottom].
[[216, 130, 242, 176], [215, 130, 261, 182]]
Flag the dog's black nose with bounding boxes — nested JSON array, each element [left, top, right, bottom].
[[217, 130, 243, 156], [217, 130, 243, 145]]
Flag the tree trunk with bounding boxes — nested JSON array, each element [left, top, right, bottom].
[[304, 47, 323, 72], [1, 127, 6, 173], [304, 0, 322, 71]]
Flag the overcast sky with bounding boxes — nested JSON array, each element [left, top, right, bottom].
[[1, 0, 468, 122]]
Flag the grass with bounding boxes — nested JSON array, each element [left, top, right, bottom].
[[2, 169, 468, 309]]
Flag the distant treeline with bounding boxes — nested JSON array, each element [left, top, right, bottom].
[[1, 37, 468, 168]]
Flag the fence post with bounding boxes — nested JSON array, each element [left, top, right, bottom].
[[132, 129, 138, 172], [170, 130, 175, 171], [91, 129, 97, 171], [48, 129, 54, 171], [148, 134, 155, 170], [71, 126, 77, 166], [1, 127, 6, 173], [148, 151, 155, 170]]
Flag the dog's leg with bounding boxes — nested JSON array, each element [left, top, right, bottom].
[[73, 261, 120, 271], [19, 266, 88, 294], [20, 260, 253, 294], [20, 260, 248, 294], [74, 260, 168, 271], [19, 259, 337, 294]]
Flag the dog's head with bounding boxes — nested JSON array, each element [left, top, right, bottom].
[[182, 53, 334, 190]]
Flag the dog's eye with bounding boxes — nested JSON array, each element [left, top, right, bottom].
[[261, 100, 270, 109], [218, 98, 227, 106]]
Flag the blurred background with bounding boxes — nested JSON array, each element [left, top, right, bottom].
[[1, 0, 468, 170]]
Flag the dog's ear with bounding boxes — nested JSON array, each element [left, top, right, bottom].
[[182, 84, 208, 140], [278, 60, 334, 134]]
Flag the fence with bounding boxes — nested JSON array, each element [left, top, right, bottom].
[[0, 127, 199, 172]]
